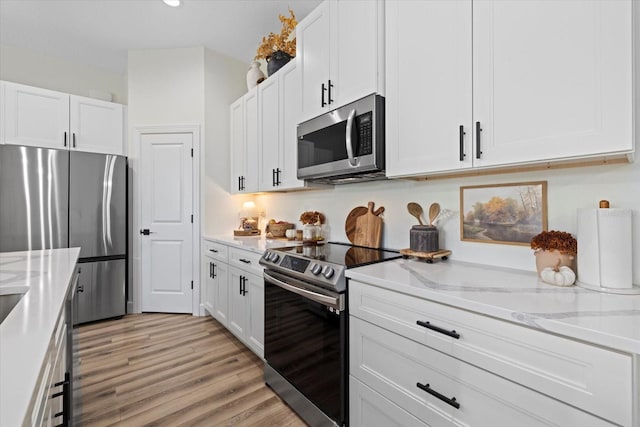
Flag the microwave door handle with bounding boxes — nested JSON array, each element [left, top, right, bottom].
[[345, 109, 358, 167]]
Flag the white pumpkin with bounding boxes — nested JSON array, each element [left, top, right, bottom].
[[540, 265, 576, 287]]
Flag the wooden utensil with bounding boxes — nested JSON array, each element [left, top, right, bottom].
[[428, 203, 440, 226], [354, 201, 383, 248], [345, 206, 368, 243], [407, 202, 424, 225]]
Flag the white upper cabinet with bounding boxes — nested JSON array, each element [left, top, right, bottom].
[[258, 61, 307, 191], [297, 0, 384, 123], [69, 95, 124, 155], [2, 82, 70, 150], [1, 81, 125, 155], [472, 0, 633, 167], [385, 0, 473, 177], [229, 88, 259, 194], [386, 0, 633, 178]]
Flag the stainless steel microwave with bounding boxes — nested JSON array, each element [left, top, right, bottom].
[[297, 94, 385, 184]]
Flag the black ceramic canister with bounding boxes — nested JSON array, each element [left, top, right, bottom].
[[410, 225, 439, 252]]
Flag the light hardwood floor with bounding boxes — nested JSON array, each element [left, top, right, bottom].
[[75, 313, 306, 426]]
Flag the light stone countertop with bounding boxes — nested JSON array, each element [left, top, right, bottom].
[[346, 258, 640, 355], [0, 248, 80, 427], [203, 234, 300, 254]]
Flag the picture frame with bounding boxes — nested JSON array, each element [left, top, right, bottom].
[[460, 181, 548, 246]]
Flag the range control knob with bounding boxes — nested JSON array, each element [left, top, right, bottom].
[[310, 263, 322, 275], [262, 251, 271, 260], [270, 253, 280, 263], [322, 265, 335, 279]]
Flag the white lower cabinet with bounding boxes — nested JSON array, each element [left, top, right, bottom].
[[201, 238, 264, 358], [349, 280, 631, 426]]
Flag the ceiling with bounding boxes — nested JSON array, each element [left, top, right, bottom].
[[0, 0, 322, 74]]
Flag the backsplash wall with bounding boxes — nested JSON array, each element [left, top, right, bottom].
[[253, 160, 640, 283]]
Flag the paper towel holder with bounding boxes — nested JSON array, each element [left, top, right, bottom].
[[575, 201, 640, 294]]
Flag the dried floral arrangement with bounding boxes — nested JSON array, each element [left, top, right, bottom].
[[530, 230, 577, 256], [255, 8, 297, 60], [300, 211, 325, 225]]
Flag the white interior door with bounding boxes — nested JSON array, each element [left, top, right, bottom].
[[140, 132, 193, 313]]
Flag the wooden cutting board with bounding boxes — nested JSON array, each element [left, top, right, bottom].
[[354, 201, 383, 248], [345, 206, 368, 243]]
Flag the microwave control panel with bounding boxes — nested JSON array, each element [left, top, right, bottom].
[[356, 112, 373, 156]]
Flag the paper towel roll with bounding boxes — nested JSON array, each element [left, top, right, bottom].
[[577, 208, 633, 289]]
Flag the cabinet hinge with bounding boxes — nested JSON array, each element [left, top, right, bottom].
[[191, 148, 194, 157], [191, 214, 193, 223], [191, 280, 194, 290]]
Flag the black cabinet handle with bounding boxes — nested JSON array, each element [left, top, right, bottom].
[[241, 176, 245, 191], [209, 248, 218, 253], [239, 276, 244, 295], [239, 258, 251, 264], [212, 263, 216, 279], [459, 125, 466, 161], [63, 131, 67, 147], [238, 176, 242, 191], [475, 121, 482, 159], [321, 83, 327, 107], [416, 320, 460, 339], [272, 168, 276, 187], [241, 276, 248, 295], [72, 133, 76, 148], [328, 80, 333, 104], [276, 168, 281, 186], [209, 262, 213, 278], [417, 382, 460, 409]]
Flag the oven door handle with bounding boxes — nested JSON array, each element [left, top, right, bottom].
[[264, 271, 343, 311], [345, 109, 358, 167]]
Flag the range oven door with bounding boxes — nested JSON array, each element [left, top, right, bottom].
[[264, 270, 347, 426]]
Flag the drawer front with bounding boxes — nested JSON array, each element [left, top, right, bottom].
[[203, 240, 228, 262], [228, 247, 263, 276], [349, 281, 632, 426], [350, 376, 429, 427], [350, 317, 616, 427]]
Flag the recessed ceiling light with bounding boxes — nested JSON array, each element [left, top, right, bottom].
[[163, 0, 181, 7]]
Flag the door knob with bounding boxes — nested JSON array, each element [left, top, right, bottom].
[[140, 229, 154, 236]]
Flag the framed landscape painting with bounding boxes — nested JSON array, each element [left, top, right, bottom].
[[460, 181, 548, 246]]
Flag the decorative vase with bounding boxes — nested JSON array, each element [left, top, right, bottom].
[[266, 51, 293, 76], [246, 61, 265, 91], [534, 249, 575, 277]]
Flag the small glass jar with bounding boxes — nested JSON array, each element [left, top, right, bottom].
[[302, 223, 318, 245]]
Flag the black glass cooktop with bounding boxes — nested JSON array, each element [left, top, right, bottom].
[[271, 241, 401, 269]]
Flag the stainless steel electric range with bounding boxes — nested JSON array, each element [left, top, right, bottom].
[[260, 242, 402, 427]]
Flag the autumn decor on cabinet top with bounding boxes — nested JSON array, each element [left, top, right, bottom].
[[255, 8, 297, 76], [530, 230, 578, 286]]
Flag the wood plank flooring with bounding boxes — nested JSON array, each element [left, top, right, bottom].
[[75, 313, 306, 426]]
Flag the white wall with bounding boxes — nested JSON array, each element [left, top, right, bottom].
[[256, 160, 640, 284], [0, 44, 127, 103], [127, 46, 247, 312], [203, 49, 251, 236]]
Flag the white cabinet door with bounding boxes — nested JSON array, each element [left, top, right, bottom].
[[212, 260, 229, 326], [202, 257, 214, 316], [472, 0, 633, 167], [243, 89, 259, 193], [245, 271, 264, 358], [385, 0, 473, 178], [2, 81, 70, 150], [278, 61, 305, 190], [331, 0, 383, 108], [69, 95, 124, 155], [297, 0, 331, 122], [227, 266, 248, 339], [258, 75, 280, 190], [230, 89, 258, 194], [229, 97, 245, 194]]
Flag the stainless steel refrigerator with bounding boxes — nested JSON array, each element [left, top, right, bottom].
[[0, 145, 127, 324]]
